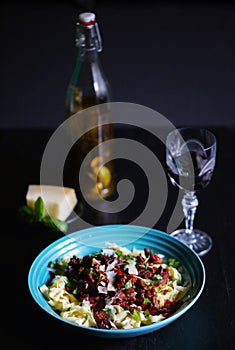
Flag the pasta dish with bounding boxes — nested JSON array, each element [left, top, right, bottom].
[[40, 243, 189, 329]]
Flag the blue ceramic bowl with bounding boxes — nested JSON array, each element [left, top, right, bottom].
[[28, 224, 205, 338]]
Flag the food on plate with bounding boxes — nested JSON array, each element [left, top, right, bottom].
[[26, 185, 77, 221], [40, 243, 189, 329]]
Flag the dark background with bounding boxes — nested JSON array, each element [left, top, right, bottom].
[[1, 0, 235, 129], [1, 2, 234, 348]]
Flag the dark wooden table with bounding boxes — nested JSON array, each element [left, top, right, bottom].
[[1, 126, 234, 350]]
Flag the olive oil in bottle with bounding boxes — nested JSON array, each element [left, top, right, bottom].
[[64, 12, 114, 207]]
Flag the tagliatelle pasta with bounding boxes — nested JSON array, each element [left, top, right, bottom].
[[40, 243, 189, 329]]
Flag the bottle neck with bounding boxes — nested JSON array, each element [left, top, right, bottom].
[[76, 21, 102, 57]]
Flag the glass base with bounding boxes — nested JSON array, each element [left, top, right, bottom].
[[171, 229, 213, 257]]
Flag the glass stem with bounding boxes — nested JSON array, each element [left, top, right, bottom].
[[182, 192, 198, 242]]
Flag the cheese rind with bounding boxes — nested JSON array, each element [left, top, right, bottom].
[[26, 185, 78, 221]]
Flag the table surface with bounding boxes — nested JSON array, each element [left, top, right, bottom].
[[1, 126, 234, 350]]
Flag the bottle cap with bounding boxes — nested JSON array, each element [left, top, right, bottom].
[[78, 12, 96, 25]]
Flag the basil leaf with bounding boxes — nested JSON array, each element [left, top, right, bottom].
[[18, 205, 35, 223], [18, 196, 68, 234], [34, 197, 45, 222], [43, 216, 68, 233]]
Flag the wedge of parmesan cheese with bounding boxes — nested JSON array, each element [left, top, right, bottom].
[[26, 185, 78, 221]]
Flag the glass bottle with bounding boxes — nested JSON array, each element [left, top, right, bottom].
[[64, 12, 115, 207]]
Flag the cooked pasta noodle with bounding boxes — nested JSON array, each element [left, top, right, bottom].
[[40, 244, 189, 329]]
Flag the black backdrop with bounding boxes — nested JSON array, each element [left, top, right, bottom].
[[1, 0, 235, 128]]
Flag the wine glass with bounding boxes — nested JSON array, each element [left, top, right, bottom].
[[166, 127, 217, 256]]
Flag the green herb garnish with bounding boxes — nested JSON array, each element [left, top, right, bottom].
[[167, 258, 181, 268], [18, 196, 68, 233], [125, 279, 132, 289], [125, 255, 135, 263], [43, 216, 68, 234], [34, 197, 45, 222], [139, 264, 148, 269], [133, 309, 141, 321], [143, 297, 151, 304], [116, 250, 123, 258], [103, 308, 111, 313], [18, 205, 35, 223]]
